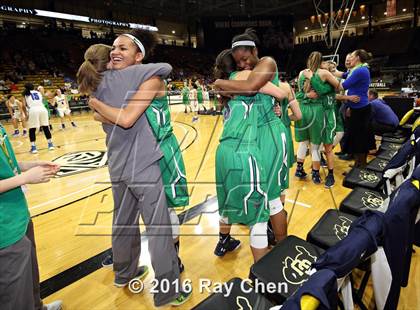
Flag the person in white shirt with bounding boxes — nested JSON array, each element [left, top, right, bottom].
[[6, 95, 27, 137], [54, 89, 76, 129], [21, 83, 55, 153]]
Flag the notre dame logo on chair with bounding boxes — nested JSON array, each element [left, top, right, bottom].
[[282, 246, 317, 285], [53, 151, 108, 177]]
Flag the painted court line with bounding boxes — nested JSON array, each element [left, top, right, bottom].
[[286, 199, 312, 208]]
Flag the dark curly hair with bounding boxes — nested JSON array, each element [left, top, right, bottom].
[[231, 28, 260, 51], [214, 49, 236, 80], [129, 28, 159, 60]]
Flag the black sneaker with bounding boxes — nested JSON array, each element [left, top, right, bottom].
[[71, 122, 77, 127], [61, 123, 65, 130], [114, 265, 149, 287], [102, 253, 113, 268], [325, 173, 335, 188], [320, 153, 327, 168], [312, 170, 322, 184], [214, 236, 241, 257], [295, 166, 307, 179]]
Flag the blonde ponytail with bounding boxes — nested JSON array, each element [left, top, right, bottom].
[[77, 44, 112, 94]]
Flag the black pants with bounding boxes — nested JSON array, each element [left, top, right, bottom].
[[372, 120, 397, 136], [344, 105, 376, 154]]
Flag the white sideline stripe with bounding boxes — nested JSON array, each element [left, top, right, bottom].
[[286, 199, 312, 208], [29, 184, 98, 211]]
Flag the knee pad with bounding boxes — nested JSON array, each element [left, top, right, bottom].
[[334, 132, 344, 147], [311, 144, 321, 162], [297, 141, 309, 160], [250, 222, 268, 249], [169, 208, 180, 239], [269, 198, 284, 216]]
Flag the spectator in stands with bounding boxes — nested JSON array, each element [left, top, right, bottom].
[[368, 89, 399, 135]]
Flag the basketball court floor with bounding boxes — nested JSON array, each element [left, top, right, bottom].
[[3, 104, 418, 309]]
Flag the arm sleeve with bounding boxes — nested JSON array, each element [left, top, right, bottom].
[[342, 68, 365, 90], [342, 71, 349, 79]]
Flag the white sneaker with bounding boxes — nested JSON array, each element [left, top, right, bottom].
[[44, 300, 62, 310]]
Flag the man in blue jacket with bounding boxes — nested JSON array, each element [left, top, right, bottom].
[[369, 89, 399, 135]]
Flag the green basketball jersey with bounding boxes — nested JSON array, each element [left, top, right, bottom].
[[296, 74, 311, 105], [181, 87, 189, 103], [280, 98, 291, 127], [197, 86, 203, 103], [220, 95, 259, 144], [310, 72, 336, 110], [145, 95, 173, 141], [145, 93, 189, 208], [0, 125, 30, 249]]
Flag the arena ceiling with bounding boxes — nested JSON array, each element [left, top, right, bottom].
[[108, 0, 385, 20], [4, 0, 387, 22]]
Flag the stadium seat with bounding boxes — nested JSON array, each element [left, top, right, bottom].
[[376, 148, 399, 161], [307, 209, 358, 250], [249, 236, 323, 304], [378, 141, 403, 152], [192, 278, 274, 310], [381, 133, 408, 145], [366, 157, 389, 173], [339, 187, 388, 216], [342, 168, 383, 190]]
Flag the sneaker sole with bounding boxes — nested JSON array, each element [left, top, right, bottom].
[[102, 263, 113, 268], [114, 268, 149, 288], [325, 183, 335, 188], [170, 293, 192, 306]]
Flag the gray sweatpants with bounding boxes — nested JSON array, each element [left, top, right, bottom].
[[111, 162, 180, 307], [0, 221, 44, 310]]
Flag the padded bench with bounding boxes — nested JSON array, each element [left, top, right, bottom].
[[249, 236, 323, 304], [366, 158, 389, 173], [339, 187, 387, 216], [192, 277, 274, 310], [343, 168, 383, 190], [307, 209, 358, 250]]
